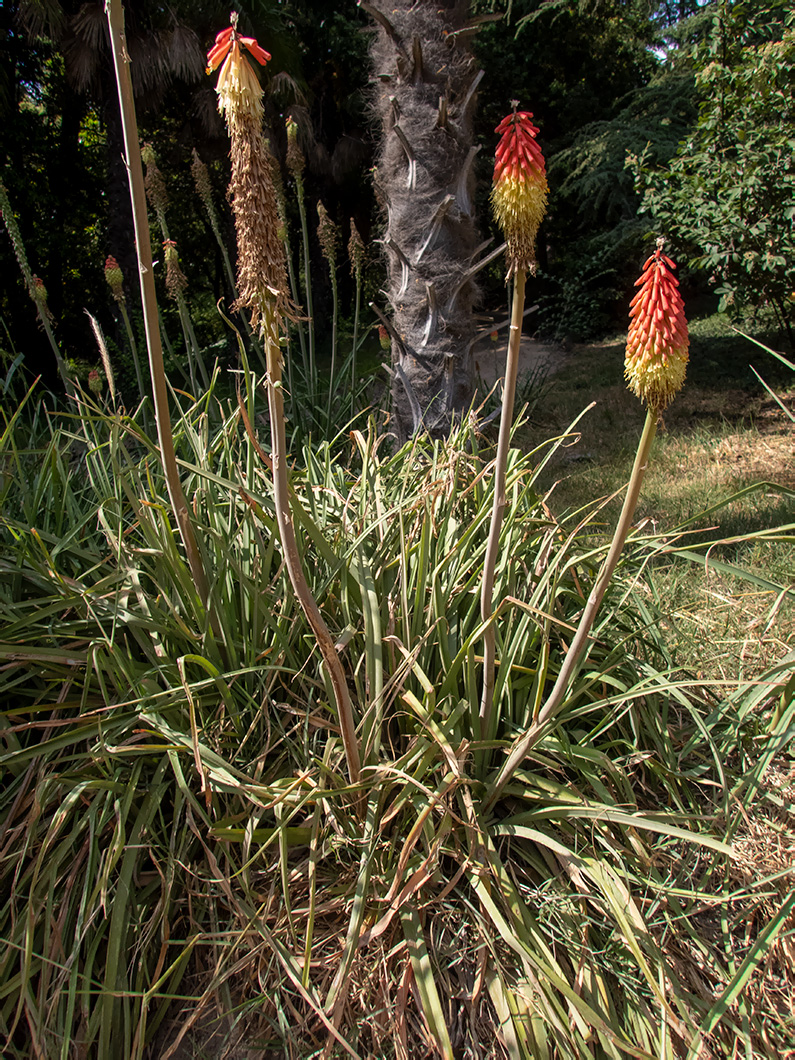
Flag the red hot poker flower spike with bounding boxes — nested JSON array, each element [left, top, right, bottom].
[[491, 106, 548, 277], [624, 241, 689, 412]]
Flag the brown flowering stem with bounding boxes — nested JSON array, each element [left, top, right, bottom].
[[327, 267, 339, 428], [479, 267, 526, 738], [143, 147, 210, 393], [39, 306, 71, 396], [117, 301, 145, 400], [106, 0, 219, 642], [191, 150, 238, 297], [261, 308, 362, 792], [282, 235, 309, 386], [485, 407, 658, 809]]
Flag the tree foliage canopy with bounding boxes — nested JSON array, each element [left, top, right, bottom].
[[633, 1, 795, 338], [2, 0, 793, 385]]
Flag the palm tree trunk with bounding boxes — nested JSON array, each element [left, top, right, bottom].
[[366, 0, 484, 442]]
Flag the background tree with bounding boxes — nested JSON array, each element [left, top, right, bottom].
[[632, 0, 795, 344], [366, 0, 486, 441]]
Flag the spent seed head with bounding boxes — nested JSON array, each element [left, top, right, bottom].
[[285, 116, 305, 180], [191, 149, 213, 212], [348, 220, 365, 278], [163, 240, 188, 301], [317, 202, 339, 268]]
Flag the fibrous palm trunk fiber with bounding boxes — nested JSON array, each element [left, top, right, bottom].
[[369, 0, 482, 442]]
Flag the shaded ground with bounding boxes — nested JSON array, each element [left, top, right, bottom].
[[512, 326, 795, 502], [472, 334, 569, 396]]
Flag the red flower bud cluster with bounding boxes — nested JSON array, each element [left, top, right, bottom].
[[491, 108, 548, 277], [494, 111, 546, 184], [625, 244, 689, 411]]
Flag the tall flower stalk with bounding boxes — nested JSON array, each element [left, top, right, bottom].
[[286, 117, 317, 398], [191, 148, 238, 297], [105, 0, 217, 641], [141, 144, 209, 392], [0, 178, 72, 395], [266, 142, 303, 401], [480, 106, 548, 737], [348, 221, 365, 420], [317, 202, 340, 428], [207, 14, 361, 790], [104, 254, 148, 415], [488, 239, 689, 806]]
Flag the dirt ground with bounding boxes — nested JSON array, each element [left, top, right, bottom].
[[472, 335, 568, 397]]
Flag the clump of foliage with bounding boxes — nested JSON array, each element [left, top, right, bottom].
[[1, 383, 792, 1058]]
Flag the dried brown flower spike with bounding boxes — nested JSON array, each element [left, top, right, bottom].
[[207, 12, 289, 330], [207, 16, 362, 795]]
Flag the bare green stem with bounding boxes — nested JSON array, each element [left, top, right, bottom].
[[486, 407, 659, 808], [178, 297, 210, 392], [283, 234, 308, 408], [118, 300, 147, 410], [480, 268, 526, 738], [196, 169, 238, 297], [325, 263, 339, 429], [350, 268, 361, 421], [146, 182, 210, 392], [0, 178, 72, 396]]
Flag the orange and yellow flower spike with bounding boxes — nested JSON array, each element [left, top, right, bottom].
[[625, 241, 689, 412], [491, 104, 548, 277]]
